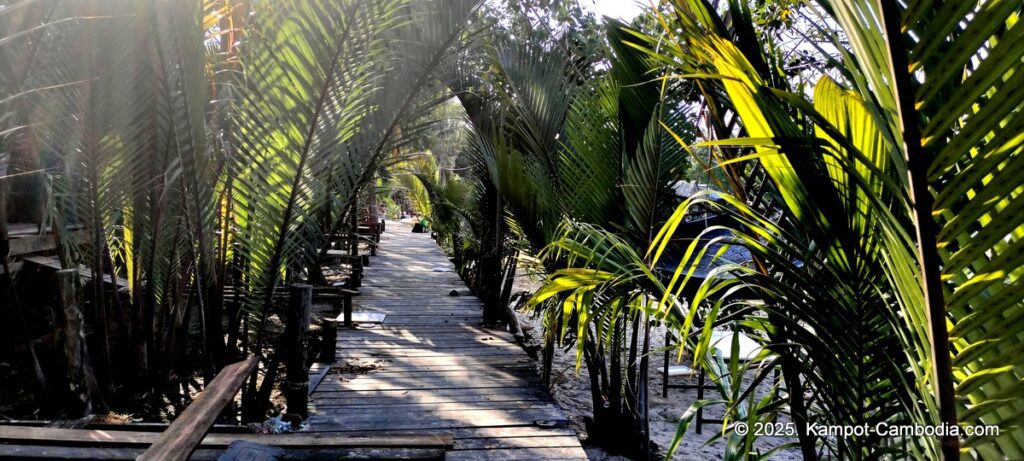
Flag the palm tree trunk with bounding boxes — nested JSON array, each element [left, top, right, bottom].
[[877, 3, 958, 457]]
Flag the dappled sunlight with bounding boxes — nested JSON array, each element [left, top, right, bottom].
[[304, 224, 582, 455]]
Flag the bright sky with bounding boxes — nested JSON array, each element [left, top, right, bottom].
[[582, 0, 647, 22]]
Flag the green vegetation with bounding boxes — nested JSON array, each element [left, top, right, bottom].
[[1, 0, 1020, 459]]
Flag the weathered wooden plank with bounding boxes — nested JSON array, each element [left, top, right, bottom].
[[22, 255, 129, 292], [137, 357, 257, 461], [310, 401, 559, 414], [335, 331, 514, 341], [314, 377, 543, 392], [308, 363, 332, 396], [310, 394, 550, 408], [277, 447, 446, 460], [0, 444, 448, 460], [350, 309, 482, 316], [335, 351, 527, 359], [309, 386, 550, 402], [307, 408, 569, 431], [445, 447, 588, 461], [328, 364, 537, 374], [335, 342, 523, 352], [334, 333, 516, 342], [319, 370, 544, 389], [330, 365, 538, 376], [0, 426, 453, 448], [348, 315, 486, 323], [329, 369, 538, 383], [334, 333, 515, 342], [453, 435, 585, 450], [348, 324, 510, 334], [0, 444, 223, 460], [332, 355, 535, 367], [8, 235, 55, 256], [296, 426, 577, 439]]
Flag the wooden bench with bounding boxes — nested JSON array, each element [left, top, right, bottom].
[[321, 250, 365, 287], [327, 233, 378, 258], [357, 221, 384, 244]]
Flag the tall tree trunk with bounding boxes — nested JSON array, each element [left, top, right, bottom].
[[877, 3, 957, 457]]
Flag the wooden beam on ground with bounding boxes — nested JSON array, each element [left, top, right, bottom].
[[0, 444, 447, 460], [136, 357, 257, 461], [0, 425, 453, 448], [308, 363, 332, 396]]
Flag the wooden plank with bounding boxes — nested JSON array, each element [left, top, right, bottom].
[[293, 426, 576, 439], [137, 357, 257, 461], [310, 395, 550, 409], [0, 444, 223, 460], [332, 355, 535, 367], [341, 340, 520, 350], [309, 387, 551, 402], [21, 255, 129, 292], [356, 317, 489, 325], [334, 336, 520, 345], [334, 351, 527, 359], [314, 378, 543, 392], [329, 369, 537, 382], [330, 365, 538, 376], [445, 447, 588, 461], [308, 363, 332, 396], [274, 447, 447, 460], [0, 426, 453, 448], [21, 254, 61, 270], [7, 235, 56, 256], [453, 435, 584, 450], [310, 401, 559, 414], [0, 444, 447, 460], [306, 408, 569, 431], [6, 223, 42, 236]]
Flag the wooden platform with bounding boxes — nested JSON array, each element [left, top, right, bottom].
[[307, 221, 588, 460]]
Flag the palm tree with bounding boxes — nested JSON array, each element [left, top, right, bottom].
[[447, 10, 696, 456], [536, 0, 1023, 458], [1, 0, 479, 420]]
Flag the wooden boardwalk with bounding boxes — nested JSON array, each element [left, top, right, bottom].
[[306, 221, 588, 460]]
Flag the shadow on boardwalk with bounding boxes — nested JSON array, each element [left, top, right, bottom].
[[306, 220, 588, 460]]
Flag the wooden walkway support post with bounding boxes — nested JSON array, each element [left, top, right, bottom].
[[320, 317, 337, 363], [342, 288, 353, 327], [348, 204, 363, 288], [320, 290, 339, 364], [284, 284, 312, 420], [56, 269, 96, 417]]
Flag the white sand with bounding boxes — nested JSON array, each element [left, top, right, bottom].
[[512, 271, 802, 460]]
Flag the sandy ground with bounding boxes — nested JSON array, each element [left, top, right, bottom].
[[511, 270, 802, 461]]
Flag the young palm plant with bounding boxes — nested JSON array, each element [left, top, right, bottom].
[[439, 9, 700, 455]]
